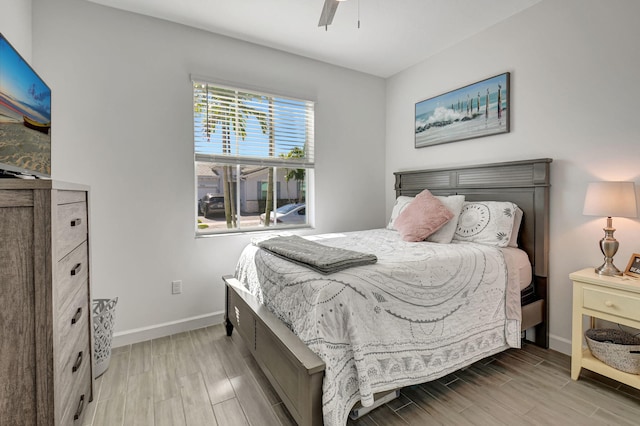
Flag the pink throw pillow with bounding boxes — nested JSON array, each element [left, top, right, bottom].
[[394, 190, 454, 242]]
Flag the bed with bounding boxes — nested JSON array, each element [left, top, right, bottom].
[[223, 158, 551, 426]]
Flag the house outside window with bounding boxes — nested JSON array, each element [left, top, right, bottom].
[[193, 79, 314, 234]]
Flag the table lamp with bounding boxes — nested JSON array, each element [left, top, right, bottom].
[[583, 181, 638, 276]]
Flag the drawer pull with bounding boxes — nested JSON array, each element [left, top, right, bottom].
[[70, 263, 82, 276], [604, 301, 614, 307], [70, 218, 82, 227], [71, 307, 82, 325], [72, 351, 83, 373], [73, 394, 85, 421]]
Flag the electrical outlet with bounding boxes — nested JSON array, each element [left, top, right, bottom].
[[172, 280, 182, 294]]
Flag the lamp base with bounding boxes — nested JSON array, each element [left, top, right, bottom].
[[595, 261, 622, 276], [595, 219, 622, 276]]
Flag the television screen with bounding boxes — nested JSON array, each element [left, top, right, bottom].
[[0, 33, 51, 178]]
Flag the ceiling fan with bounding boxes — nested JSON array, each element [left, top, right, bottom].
[[318, 0, 348, 28]]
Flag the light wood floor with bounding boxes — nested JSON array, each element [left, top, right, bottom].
[[84, 324, 640, 426]]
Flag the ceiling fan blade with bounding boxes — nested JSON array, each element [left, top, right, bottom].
[[318, 0, 340, 27]]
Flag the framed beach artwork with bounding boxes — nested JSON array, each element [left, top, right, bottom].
[[415, 72, 510, 148]]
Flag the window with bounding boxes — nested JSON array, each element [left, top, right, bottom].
[[193, 79, 314, 234], [258, 181, 281, 200]]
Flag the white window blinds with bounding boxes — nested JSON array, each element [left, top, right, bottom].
[[193, 80, 314, 167]]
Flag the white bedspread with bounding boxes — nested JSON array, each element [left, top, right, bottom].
[[235, 228, 523, 426]]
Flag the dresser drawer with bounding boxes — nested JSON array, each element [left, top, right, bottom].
[[583, 287, 640, 322], [59, 352, 92, 426], [57, 190, 86, 206], [57, 339, 91, 424], [56, 201, 87, 260], [57, 280, 90, 367], [57, 241, 88, 313]]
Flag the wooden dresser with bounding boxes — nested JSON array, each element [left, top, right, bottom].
[[0, 179, 93, 425]]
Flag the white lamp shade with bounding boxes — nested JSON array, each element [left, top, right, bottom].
[[583, 181, 638, 218]]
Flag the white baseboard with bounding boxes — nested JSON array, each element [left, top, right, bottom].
[[111, 311, 225, 348], [549, 333, 572, 356]]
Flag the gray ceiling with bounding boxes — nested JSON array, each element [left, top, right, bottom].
[[86, 0, 540, 78]]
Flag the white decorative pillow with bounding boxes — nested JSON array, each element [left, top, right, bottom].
[[453, 201, 518, 247], [507, 207, 523, 248], [387, 196, 414, 230], [426, 195, 465, 243]]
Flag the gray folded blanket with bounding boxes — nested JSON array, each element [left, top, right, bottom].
[[256, 235, 377, 274]]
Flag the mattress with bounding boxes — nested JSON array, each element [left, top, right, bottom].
[[502, 246, 533, 291], [235, 228, 529, 426]]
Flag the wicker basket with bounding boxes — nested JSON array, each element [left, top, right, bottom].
[[585, 328, 640, 374], [93, 298, 118, 378]]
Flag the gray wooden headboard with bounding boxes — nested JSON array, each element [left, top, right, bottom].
[[394, 158, 552, 347]]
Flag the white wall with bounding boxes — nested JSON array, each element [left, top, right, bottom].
[[386, 0, 640, 354], [1, 0, 32, 61], [32, 0, 386, 342]]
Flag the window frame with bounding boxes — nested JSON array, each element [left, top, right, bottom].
[[193, 78, 315, 236]]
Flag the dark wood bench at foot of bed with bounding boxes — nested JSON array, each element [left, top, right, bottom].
[[224, 158, 552, 426]]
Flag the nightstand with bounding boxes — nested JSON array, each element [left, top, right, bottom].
[[570, 268, 640, 389]]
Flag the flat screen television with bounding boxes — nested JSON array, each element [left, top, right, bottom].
[[0, 33, 51, 178]]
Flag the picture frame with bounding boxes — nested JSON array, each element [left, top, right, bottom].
[[415, 72, 510, 148], [624, 253, 640, 278]]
